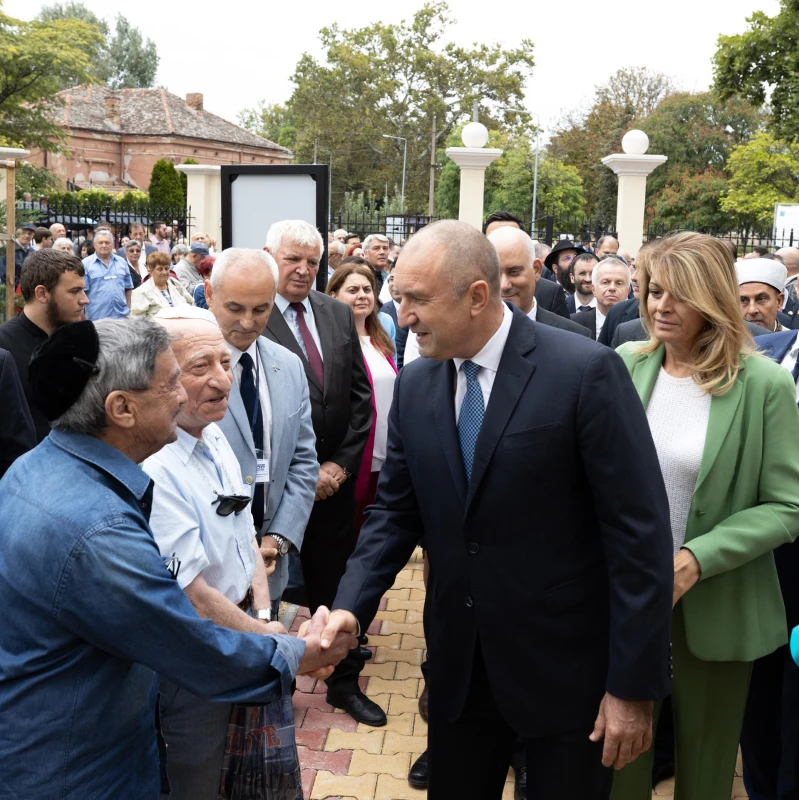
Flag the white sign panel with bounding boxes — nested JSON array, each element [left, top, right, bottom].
[[774, 204, 799, 243]]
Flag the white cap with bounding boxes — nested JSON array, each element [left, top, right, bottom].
[[735, 258, 787, 293], [155, 305, 219, 326]]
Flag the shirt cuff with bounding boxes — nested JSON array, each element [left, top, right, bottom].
[[272, 635, 306, 690]]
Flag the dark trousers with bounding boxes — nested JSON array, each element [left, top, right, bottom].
[[740, 643, 799, 800], [427, 645, 612, 800], [299, 479, 364, 693]]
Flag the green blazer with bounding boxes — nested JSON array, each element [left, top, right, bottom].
[[617, 342, 799, 662]]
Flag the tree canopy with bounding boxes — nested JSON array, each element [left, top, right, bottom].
[[38, 2, 158, 89], [148, 159, 184, 208], [713, 0, 799, 142], [239, 2, 535, 214]]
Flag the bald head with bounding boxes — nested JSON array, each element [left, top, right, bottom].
[[487, 226, 535, 266], [401, 220, 501, 300], [776, 247, 799, 277], [488, 227, 538, 314]]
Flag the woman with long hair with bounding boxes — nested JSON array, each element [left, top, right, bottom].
[[326, 259, 397, 535], [610, 232, 799, 800]]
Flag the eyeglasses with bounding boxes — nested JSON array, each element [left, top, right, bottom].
[[212, 492, 251, 516], [558, 254, 576, 265]]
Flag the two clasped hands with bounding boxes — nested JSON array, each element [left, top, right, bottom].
[[294, 606, 358, 679]]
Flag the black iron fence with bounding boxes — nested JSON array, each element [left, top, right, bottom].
[[645, 223, 797, 254], [14, 200, 193, 244], [329, 213, 447, 241]]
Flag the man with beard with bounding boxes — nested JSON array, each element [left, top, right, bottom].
[[0, 249, 89, 440], [571, 256, 631, 341]]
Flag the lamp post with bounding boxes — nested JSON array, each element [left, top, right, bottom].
[[382, 134, 407, 215], [320, 149, 333, 222], [489, 104, 540, 233]]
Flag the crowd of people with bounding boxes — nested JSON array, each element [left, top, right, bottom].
[[0, 211, 798, 800]]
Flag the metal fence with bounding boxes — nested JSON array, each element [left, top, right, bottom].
[[645, 223, 798, 254], [14, 200, 193, 244], [329, 213, 447, 241]]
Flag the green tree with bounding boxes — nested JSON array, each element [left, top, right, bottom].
[[15, 162, 61, 199], [0, 5, 101, 152], [38, 3, 158, 89], [148, 159, 184, 208], [238, 102, 297, 149], [648, 169, 731, 230], [713, 0, 799, 142], [720, 131, 799, 226], [240, 2, 535, 213]]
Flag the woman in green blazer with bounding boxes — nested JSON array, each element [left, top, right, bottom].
[[610, 232, 799, 800]]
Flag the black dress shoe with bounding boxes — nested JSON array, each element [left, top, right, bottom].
[[326, 689, 387, 726], [408, 750, 428, 788], [418, 684, 428, 721], [514, 766, 527, 800], [359, 646, 373, 660]]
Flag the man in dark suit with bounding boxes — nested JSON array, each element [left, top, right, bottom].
[[0, 349, 35, 478], [0, 249, 89, 441], [322, 221, 673, 800], [379, 264, 409, 367], [598, 298, 639, 346], [262, 220, 382, 726], [116, 223, 156, 262]]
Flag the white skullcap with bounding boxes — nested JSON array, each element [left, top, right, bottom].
[[155, 305, 219, 326], [735, 258, 787, 293]]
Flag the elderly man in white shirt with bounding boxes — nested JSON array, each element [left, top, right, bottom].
[[143, 306, 294, 800]]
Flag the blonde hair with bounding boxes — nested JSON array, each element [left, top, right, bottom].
[[638, 232, 755, 395]]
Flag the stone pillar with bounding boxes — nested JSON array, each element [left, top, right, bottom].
[[445, 122, 502, 231], [0, 147, 30, 320], [175, 164, 221, 247], [601, 130, 667, 257]]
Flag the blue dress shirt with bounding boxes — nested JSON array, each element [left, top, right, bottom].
[[0, 430, 304, 799], [83, 252, 134, 320]]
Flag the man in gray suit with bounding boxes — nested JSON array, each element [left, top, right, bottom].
[[206, 248, 318, 615]]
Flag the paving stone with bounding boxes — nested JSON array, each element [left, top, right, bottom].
[[731, 777, 747, 797], [401, 634, 427, 651], [374, 773, 430, 799], [366, 619, 382, 635], [366, 633, 402, 650], [361, 661, 397, 679], [294, 706, 307, 727], [295, 728, 327, 751], [358, 711, 415, 736], [297, 746, 352, 775], [293, 691, 334, 711], [310, 771, 377, 800], [349, 751, 410, 781], [379, 620, 425, 637], [385, 598, 424, 612], [374, 609, 407, 623], [409, 588, 426, 600], [302, 708, 358, 732], [295, 675, 317, 693], [325, 729, 385, 754], [395, 569, 415, 581], [653, 776, 674, 796], [412, 715, 428, 737], [502, 779, 516, 800], [374, 646, 423, 665], [395, 661, 423, 680], [302, 768, 316, 799], [378, 597, 388, 611], [365, 677, 419, 699], [388, 694, 422, 715], [313, 679, 328, 694], [386, 588, 411, 600], [405, 609, 424, 624], [381, 731, 429, 755], [393, 579, 426, 591]]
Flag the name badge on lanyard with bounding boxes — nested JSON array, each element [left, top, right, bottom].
[[256, 454, 270, 484]]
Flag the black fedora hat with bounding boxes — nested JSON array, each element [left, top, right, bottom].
[[544, 239, 586, 269]]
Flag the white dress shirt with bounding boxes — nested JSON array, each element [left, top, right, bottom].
[[595, 307, 607, 341], [527, 298, 538, 321], [228, 342, 273, 508], [453, 303, 513, 422], [275, 293, 324, 363], [779, 330, 799, 401], [575, 296, 597, 312], [403, 327, 420, 366], [360, 336, 397, 470], [143, 424, 257, 603]]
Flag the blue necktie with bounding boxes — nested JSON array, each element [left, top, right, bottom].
[[239, 353, 264, 530], [458, 361, 485, 481]]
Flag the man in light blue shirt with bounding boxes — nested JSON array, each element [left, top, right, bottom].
[[83, 229, 133, 320]]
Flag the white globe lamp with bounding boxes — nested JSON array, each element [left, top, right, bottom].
[[621, 129, 649, 155], [461, 121, 489, 149]]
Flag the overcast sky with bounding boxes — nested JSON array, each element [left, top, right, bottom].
[[7, 0, 781, 139]]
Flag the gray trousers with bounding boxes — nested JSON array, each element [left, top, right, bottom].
[[158, 677, 232, 800]]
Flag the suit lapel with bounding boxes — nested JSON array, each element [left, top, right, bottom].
[[265, 303, 323, 394], [308, 293, 334, 395], [429, 360, 467, 505], [465, 314, 537, 511]]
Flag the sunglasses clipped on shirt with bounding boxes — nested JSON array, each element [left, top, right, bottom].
[[212, 492, 251, 517]]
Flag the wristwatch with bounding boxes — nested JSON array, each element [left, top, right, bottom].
[[255, 608, 273, 622], [270, 534, 291, 556]]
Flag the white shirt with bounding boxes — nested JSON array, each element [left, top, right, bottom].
[[454, 303, 513, 422], [227, 342, 273, 507], [646, 369, 712, 554], [595, 307, 607, 341], [143, 424, 257, 602], [275, 293, 324, 363], [779, 331, 799, 401], [575, 296, 597, 312], [360, 336, 397, 470], [403, 327, 420, 366], [527, 298, 538, 322]]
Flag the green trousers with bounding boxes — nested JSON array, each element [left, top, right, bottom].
[[610, 603, 751, 800]]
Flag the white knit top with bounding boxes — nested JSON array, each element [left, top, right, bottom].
[[646, 368, 712, 554]]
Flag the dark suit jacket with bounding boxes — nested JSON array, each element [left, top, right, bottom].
[[534, 278, 568, 319], [379, 300, 409, 369], [612, 318, 772, 348], [0, 349, 35, 478], [334, 306, 673, 736], [540, 265, 556, 282], [570, 307, 597, 339], [598, 298, 639, 346], [536, 306, 591, 337], [566, 293, 576, 314], [128, 265, 142, 290], [263, 292, 372, 477]]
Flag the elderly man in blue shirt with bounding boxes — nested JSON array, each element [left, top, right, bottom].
[[143, 306, 285, 800], [0, 317, 356, 800], [83, 228, 133, 320]]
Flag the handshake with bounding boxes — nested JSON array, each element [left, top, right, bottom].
[[295, 607, 359, 680]]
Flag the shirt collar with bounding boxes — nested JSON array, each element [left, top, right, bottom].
[[87, 252, 122, 268], [275, 293, 311, 316], [596, 307, 606, 324], [49, 429, 152, 500], [527, 298, 537, 322], [453, 303, 513, 376], [171, 425, 223, 466], [226, 339, 258, 371], [19, 309, 48, 339]]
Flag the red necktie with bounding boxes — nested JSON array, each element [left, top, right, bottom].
[[290, 302, 324, 388]]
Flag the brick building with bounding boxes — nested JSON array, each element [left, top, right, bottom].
[[28, 85, 292, 192]]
